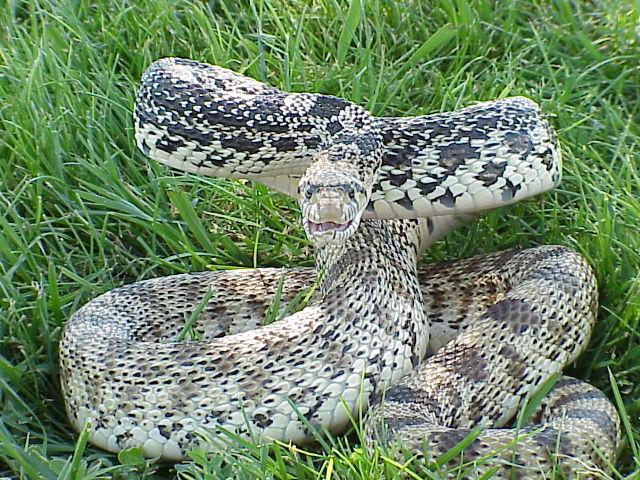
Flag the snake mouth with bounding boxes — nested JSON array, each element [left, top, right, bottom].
[[306, 220, 353, 235], [303, 218, 359, 245]]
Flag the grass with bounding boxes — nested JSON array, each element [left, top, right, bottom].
[[0, 0, 639, 478]]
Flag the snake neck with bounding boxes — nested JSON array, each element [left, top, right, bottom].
[[312, 218, 430, 391], [313, 219, 423, 293]]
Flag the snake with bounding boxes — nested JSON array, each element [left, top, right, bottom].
[[59, 58, 620, 478]]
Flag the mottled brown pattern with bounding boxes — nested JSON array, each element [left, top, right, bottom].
[[365, 247, 619, 478], [61, 243, 619, 478]]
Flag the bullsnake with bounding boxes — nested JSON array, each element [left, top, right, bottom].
[[59, 58, 620, 478]]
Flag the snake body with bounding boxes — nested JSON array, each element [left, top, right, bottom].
[[60, 58, 620, 477]]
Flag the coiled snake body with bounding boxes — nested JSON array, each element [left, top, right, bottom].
[[60, 58, 620, 477]]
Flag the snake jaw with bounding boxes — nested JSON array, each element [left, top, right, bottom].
[[303, 217, 360, 245], [307, 220, 353, 234]]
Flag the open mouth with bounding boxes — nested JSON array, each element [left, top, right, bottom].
[[306, 220, 353, 236]]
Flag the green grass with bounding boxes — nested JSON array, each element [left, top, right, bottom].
[[1, 0, 639, 478]]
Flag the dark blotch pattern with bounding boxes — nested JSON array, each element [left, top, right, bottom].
[[488, 298, 542, 334]]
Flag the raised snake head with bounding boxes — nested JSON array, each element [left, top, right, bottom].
[[298, 133, 382, 245], [134, 59, 562, 250]]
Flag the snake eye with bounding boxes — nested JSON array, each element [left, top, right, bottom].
[[305, 185, 317, 199], [340, 183, 354, 195]]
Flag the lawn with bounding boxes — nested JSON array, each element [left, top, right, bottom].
[[1, 0, 639, 478]]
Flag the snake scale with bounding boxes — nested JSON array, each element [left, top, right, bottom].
[[60, 58, 620, 477]]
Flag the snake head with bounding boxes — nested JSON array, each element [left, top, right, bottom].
[[299, 140, 380, 245]]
